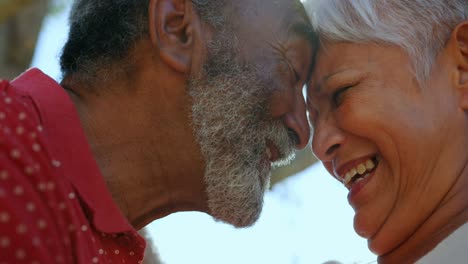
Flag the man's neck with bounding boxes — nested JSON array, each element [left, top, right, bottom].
[[62, 76, 208, 229]]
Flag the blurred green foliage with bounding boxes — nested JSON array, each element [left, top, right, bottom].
[[49, 0, 67, 15], [0, 0, 33, 23]]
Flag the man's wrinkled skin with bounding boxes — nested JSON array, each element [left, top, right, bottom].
[[62, 0, 314, 229]]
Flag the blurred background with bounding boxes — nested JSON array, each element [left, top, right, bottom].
[[0, 1, 376, 263]]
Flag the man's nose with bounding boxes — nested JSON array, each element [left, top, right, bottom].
[[311, 114, 345, 162], [283, 93, 311, 150]]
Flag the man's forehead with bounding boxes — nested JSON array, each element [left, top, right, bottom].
[[231, 0, 307, 21], [230, 0, 312, 40]]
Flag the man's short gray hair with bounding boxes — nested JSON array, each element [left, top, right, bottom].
[[60, 0, 226, 83], [306, 0, 467, 84]]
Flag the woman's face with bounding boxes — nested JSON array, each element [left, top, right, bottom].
[[307, 41, 467, 255]]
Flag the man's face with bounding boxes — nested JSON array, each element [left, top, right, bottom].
[[189, 0, 313, 227]]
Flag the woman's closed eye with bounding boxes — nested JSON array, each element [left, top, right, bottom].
[[332, 85, 353, 107]]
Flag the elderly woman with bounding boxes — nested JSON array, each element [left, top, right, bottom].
[[305, 1, 467, 263]]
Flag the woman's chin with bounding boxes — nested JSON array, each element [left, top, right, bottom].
[[353, 208, 389, 254], [353, 212, 398, 257], [353, 212, 375, 239], [367, 235, 389, 256]]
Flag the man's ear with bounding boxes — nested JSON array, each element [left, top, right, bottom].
[[148, 0, 198, 73], [449, 21, 468, 109]]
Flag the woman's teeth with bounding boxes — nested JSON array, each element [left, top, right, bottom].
[[343, 159, 376, 187]]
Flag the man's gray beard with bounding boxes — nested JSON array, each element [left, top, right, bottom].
[[189, 33, 296, 228]]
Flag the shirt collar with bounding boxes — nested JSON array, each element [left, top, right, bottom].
[[12, 68, 136, 234]]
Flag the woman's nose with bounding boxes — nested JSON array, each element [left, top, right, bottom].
[[311, 114, 345, 162]]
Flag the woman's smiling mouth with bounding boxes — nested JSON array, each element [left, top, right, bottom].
[[335, 155, 380, 190], [344, 157, 379, 189]]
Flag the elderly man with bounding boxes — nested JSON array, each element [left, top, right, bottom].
[[0, 0, 314, 262]]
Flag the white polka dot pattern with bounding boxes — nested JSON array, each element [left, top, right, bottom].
[[0, 78, 145, 263]]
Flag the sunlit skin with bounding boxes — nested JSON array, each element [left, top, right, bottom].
[[61, 0, 313, 230], [307, 23, 468, 262]]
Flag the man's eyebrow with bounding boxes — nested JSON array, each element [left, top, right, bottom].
[[289, 21, 318, 83], [290, 22, 317, 46]]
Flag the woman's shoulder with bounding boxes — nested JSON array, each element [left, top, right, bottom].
[[417, 223, 468, 264]]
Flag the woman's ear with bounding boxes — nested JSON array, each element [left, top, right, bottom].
[[148, 0, 199, 73], [449, 22, 468, 109]]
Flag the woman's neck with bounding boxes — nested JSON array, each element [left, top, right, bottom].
[[379, 170, 468, 263]]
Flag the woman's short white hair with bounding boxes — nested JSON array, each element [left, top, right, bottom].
[[305, 0, 467, 84]]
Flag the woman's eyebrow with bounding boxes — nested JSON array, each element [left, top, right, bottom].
[[312, 68, 355, 94]]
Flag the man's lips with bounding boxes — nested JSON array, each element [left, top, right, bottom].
[[266, 140, 280, 163]]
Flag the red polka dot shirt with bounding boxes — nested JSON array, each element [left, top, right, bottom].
[[0, 69, 146, 263]]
